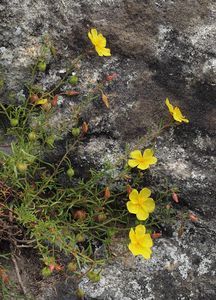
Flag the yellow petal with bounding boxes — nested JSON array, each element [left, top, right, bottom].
[[165, 98, 174, 114], [101, 47, 111, 56], [135, 224, 146, 236], [101, 92, 110, 108], [139, 247, 152, 259], [88, 29, 98, 45], [137, 162, 149, 170], [128, 242, 141, 256], [129, 228, 136, 243], [130, 150, 143, 160], [143, 198, 155, 213], [173, 107, 189, 123], [148, 156, 158, 165], [143, 149, 154, 158], [127, 202, 139, 214], [95, 47, 104, 56], [35, 99, 48, 105], [143, 234, 153, 248], [140, 188, 151, 199], [128, 159, 139, 168], [136, 208, 149, 220], [91, 28, 98, 39], [97, 34, 106, 48], [129, 189, 139, 203]]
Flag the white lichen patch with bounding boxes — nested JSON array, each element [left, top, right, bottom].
[[197, 258, 212, 276], [80, 137, 123, 166]]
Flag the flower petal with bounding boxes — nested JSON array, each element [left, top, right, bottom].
[[91, 28, 98, 39], [139, 247, 152, 259], [128, 242, 141, 256], [137, 162, 149, 170], [136, 208, 149, 220], [88, 29, 98, 45], [135, 224, 146, 236], [35, 99, 48, 105], [129, 189, 139, 203], [127, 201, 139, 214], [143, 198, 155, 213], [95, 47, 105, 56], [143, 234, 153, 248], [130, 150, 143, 160], [101, 47, 111, 56], [97, 34, 106, 48], [140, 188, 151, 199], [143, 149, 154, 158], [165, 98, 174, 114], [148, 156, 158, 165], [129, 228, 136, 243], [173, 107, 189, 123], [128, 159, 139, 168]]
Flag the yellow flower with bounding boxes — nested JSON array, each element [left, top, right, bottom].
[[126, 188, 155, 220], [88, 28, 111, 57], [165, 98, 189, 123], [128, 224, 153, 259], [128, 149, 157, 170], [35, 98, 48, 105]]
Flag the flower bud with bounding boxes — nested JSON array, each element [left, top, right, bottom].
[[76, 288, 85, 300], [94, 213, 107, 223], [28, 131, 37, 141], [151, 232, 162, 239], [48, 264, 55, 272], [30, 94, 39, 103], [82, 121, 89, 134], [189, 213, 198, 222], [73, 210, 87, 220], [126, 184, 133, 194], [67, 262, 77, 272], [104, 187, 111, 199], [71, 127, 81, 137], [37, 61, 46, 72], [87, 271, 101, 282], [68, 75, 78, 85], [67, 167, 75, 178], [75, 233, 85, 242], [41, 267, 52, 277], [172, 192, 179, 203], [46, 135, 55, 147], [10, 118, 19, 127], [16, 162, 28, 173]]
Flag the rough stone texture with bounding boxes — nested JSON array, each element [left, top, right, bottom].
[[1, 0, 216, 299]]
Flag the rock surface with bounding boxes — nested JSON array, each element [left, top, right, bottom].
[[1, 0, 216, 299]]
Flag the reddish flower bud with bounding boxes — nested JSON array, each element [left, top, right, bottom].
[[104, 187, 111, 199], [61, 90, 79, 96], [172, 192, 179, 203], [126, 184, 133, 194], [94, 213, 107, 223], [51, 95, 59, 107], [73, 210, 87, 220], [48, 264, 55, 272], [106, 73, 117, 81], [30, 94, 39, 103], [189, 213, 198, 222], [151, 232, 162, 239], [82, 121, 89, 134], [55, 264, 64, 271]]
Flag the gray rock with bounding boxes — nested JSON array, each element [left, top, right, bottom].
[[1, 0, 216, 299]]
